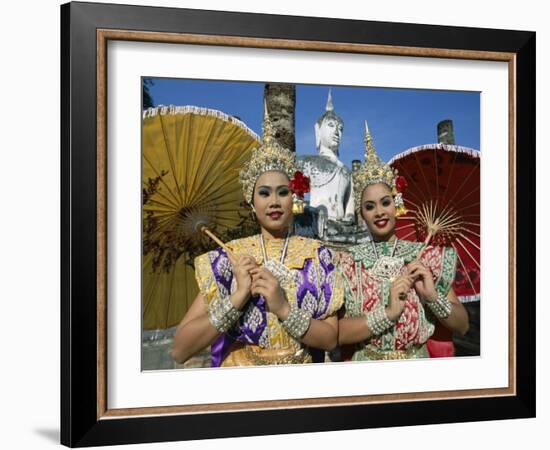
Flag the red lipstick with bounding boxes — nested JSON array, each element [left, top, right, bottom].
[[374, 218, 389, 228]]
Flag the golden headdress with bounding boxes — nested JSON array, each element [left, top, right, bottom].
[[353, 120, 407, 215], [239, 102, 299, 205]]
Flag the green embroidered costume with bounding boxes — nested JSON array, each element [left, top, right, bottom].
[[339, 240, 457, 361]]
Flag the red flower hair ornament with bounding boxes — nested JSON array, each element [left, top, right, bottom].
[[288, 171, 310, 198], [395, 175, 408, 193], [288, 171, 310, 214]]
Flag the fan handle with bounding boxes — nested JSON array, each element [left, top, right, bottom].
[[200, 226, 235, 259]]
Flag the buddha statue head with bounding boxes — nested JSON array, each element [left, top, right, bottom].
[[315, 90, 344, 157]]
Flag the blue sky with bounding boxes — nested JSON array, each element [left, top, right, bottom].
[[146, 78, 480, 167]]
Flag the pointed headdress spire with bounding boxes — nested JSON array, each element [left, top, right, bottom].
[[352, 119, 406, 215], [239, 99, 298, 204]]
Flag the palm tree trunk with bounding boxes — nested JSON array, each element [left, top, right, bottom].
[[263, 83, 296, 152]]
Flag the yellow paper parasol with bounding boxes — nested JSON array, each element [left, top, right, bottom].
[[142, 105, 260, 330]]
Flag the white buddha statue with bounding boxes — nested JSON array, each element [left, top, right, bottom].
[[298, 90, 355, 229]]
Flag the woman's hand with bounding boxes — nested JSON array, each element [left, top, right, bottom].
[[386, 274, 414, 322], [227, 253, 257, 308], [249, 266, 289, 319], [406, 261, 437, 303]]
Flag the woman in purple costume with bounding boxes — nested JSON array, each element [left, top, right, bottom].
[[171, 116, 343, 367]]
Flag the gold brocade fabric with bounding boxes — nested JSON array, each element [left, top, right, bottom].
[[221, 343, 313, 367], [352, 344, 429, 361], [227, 234, 321, 269], [194, 235, 320, 301], [194, 235, 344, 365]]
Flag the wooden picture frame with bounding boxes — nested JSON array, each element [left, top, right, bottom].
[[61, 1, 535, 446]]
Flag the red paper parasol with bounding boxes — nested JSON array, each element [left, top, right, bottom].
[[389, 144, 480, 303], [389, 144, 480, 357]]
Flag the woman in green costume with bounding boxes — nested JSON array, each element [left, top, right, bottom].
[[338, 131, 469, 361]]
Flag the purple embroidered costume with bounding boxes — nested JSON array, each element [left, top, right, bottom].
[[194, 235, 344, 367]]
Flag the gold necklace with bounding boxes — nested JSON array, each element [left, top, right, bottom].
[[260, 231, 292, 285]]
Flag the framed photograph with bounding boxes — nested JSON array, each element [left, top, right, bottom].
[[61, 1, 535, 447]]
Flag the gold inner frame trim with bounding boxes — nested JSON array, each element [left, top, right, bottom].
[[96, 28, 517, 420]]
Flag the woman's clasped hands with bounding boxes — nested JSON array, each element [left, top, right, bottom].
[[226, 253, 289, 319]]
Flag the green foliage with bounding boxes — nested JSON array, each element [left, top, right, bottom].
[[143, 78, 155, 109]]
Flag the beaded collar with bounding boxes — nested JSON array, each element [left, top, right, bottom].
[[226, 235, 320, 270], [349, 239, 425, 268]]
